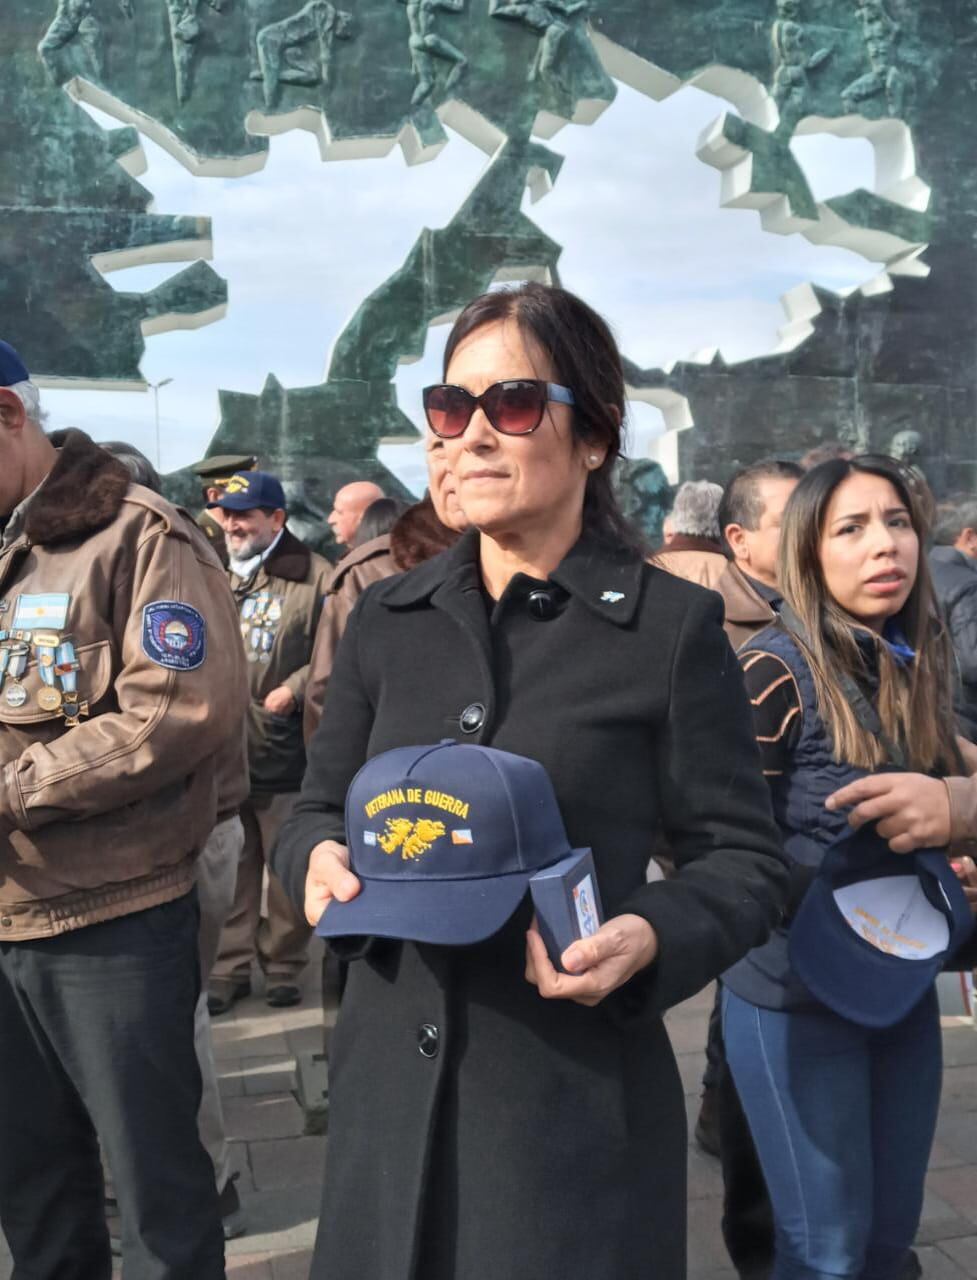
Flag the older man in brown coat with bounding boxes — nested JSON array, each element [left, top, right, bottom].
[[208, 470, 332, 1014], [0, 342, 247, 1279]]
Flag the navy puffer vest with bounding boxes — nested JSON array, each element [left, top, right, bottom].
[[723, 624, 878, 1011]]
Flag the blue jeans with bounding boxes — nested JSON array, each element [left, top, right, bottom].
[[722, 987, 941, 1280]]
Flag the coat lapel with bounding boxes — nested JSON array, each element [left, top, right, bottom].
[[381, 530, 495, 736], [549, 532, 643, 625]]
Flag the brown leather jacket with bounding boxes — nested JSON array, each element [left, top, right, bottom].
[[650, 545, 775, 650], [229, 528, 331, 793], [176, 515, 249, 822], [0, 431, 248, 940], [303, 534, 398, 744]]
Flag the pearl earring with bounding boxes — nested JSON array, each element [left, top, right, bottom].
[[588, 454, 598, 465]]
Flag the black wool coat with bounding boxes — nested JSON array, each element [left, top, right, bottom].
[[273, 528, 788, 1280]]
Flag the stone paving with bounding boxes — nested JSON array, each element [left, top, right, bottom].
[[4, 963, 977, 1277]]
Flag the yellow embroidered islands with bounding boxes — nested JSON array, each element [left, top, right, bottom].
[[363, 787, 470, 861], [379, 817, 447, 860], [364, 787, 470, 820]]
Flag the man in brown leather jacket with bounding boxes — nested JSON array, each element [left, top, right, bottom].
[[0, 343, 246, 1279], [208, 470, 331, 1013]]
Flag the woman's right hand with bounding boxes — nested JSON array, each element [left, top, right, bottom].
[[303, 840, 361, 926], [825, 773, 951, 853]]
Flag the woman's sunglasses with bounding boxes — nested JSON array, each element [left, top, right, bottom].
[[422, 379, 575, 439]]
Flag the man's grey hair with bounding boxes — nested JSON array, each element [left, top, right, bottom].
[[933, 497, 977, 546], [99, 441, 162, 493], [9, 380, 45, 426], [668, 480, 724, 540]]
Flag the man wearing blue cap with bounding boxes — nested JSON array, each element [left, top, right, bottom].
[[208, 471, 331, 1013], [0, 341, 246, 1276]]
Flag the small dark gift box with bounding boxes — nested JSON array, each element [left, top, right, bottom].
[[530, 849, 604, 972]]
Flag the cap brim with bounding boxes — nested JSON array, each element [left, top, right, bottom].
[[315, 869, 531, 945], [789, 876, 941, 1028], [209, 495, 257, 511]]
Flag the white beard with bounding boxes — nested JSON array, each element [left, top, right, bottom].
[[228, 528, 284, 579]]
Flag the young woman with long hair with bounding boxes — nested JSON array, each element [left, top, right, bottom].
[[722, 453, 976, 1280]]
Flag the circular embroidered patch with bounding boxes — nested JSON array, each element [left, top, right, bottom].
[[141, 601, 207, 671]]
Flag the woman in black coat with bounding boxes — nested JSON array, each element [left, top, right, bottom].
[[272, 282, 788, 1280]]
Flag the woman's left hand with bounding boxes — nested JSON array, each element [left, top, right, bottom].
[[525, 914, 659, 1007], [825, 773, 950, 853]]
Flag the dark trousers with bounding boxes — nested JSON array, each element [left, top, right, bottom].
[[724, 987, 941, 1280], [0, 892, 225, 1280]]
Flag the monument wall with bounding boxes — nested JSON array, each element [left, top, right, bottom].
[[5, 0, 975, 537]]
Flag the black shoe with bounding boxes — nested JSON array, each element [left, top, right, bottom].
[[265, 983, 301, 1008], [694, 1085, 720, 1158], [898, 1250, 921, 1280], [219, 1173, 247, 1241], [207, 977, 251, 1016]]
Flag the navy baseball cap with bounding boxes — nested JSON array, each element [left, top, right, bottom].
[[0, 341, 29, 387], [316, 741, 580, 945], [789, 826, 974, 1028], [209, 471, 286, 512]]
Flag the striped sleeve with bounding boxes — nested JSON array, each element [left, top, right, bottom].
[[739, 650, 802, 777]]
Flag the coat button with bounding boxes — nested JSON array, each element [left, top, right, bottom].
[[417, 1023, 440, 1058], [459, 703, 485, 734], [527, 589, 556, 621], [0, 917, 10, 928]]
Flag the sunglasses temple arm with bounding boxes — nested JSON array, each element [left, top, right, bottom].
[[547, 383, 576, 406]]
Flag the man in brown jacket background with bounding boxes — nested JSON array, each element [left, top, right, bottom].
[[0, 342, 247, 1279], [304, 435, 470, 744], [652, 467, 802, 651], [209, 470, 332, 1014]]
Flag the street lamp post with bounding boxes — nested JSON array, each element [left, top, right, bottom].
[[148, 377, 173, 470]]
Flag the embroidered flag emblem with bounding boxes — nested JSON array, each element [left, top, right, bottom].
[[451, 829, 474, 845], [142, 601, 207, 671], [363, 831, 378, 846], [12, 593, 70, 631]]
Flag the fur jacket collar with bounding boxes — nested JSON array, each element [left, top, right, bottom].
[[24, 430, 130, 547]]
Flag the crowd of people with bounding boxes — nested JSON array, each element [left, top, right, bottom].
[[0, 279, 975, 1280]]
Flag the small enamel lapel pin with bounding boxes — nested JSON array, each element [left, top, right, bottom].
[[600, 591, 625, 603]]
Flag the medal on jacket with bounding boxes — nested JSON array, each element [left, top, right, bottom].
[[54, 639, 87, 726], [248, 624, 263, 662], [4, 643, 29, 708], [33, 630, 63, 711]]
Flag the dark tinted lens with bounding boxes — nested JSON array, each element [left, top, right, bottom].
[[424, 385, 474, 437], [483, 381, 546, 435]]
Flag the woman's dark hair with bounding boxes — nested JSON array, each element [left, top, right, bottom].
[[390, 492, 461, 570], [777, 454, 955, 772], [441, 282, 643, 552], [353, 497, 406, 548]]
